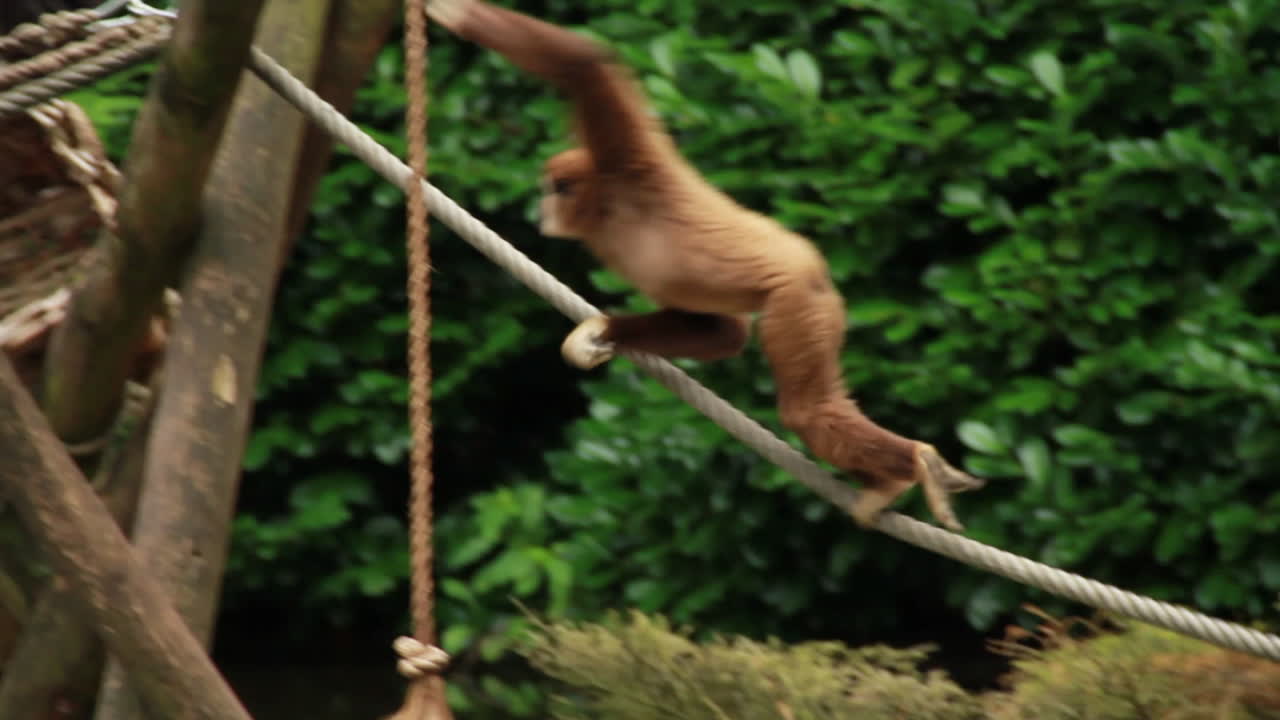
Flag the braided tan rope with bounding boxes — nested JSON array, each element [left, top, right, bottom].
[[403, 0, 437, 652], [27, 99, 121, 229], [0, 21, 153, 90], [391, 0, 452, 718], [0, 9, 98, 59], [246, 44, 1280, 662], [0, 17, 170, 118]]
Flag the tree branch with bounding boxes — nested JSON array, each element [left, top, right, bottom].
[[0, 355, 252, 720], [0, 379, 157, 718]]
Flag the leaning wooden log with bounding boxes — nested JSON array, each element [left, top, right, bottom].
[[0, 355, 254, 720]]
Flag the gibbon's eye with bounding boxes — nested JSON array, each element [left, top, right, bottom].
[[552, 178, 574, 195]]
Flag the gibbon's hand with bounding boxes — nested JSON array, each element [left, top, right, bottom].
[[424, 0, 470, 28], [561, 316, 615, 369]]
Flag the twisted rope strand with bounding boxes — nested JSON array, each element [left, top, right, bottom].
[[403, 0, 438, 653], [0, 22, 150, 90], [0, 9, 98, 59], [0, 18, 170, 118]]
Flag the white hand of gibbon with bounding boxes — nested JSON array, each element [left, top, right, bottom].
[[561, 315, 615, 369], [425, 0, 470, 26]]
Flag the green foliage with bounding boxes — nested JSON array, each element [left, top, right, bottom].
[[422, 0, 1280, 654], [523, 611, 982, 720], [71, 0, 1280, 702], [240, 0, 1280, 664], [986, 621, 1280, 719]]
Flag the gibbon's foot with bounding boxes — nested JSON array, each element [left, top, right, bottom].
[[393, 636, 450, 679], [850, 443, 984, 532], [561, 315, 615, 369], [425, 0, 470, 26]]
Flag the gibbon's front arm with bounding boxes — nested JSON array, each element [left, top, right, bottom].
[[427, 0, 985, 530]]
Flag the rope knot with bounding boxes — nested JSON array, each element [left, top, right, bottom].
[[393, 636, 450, 679]]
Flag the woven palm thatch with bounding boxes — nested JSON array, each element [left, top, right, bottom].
[[0, 98, 117, 360]]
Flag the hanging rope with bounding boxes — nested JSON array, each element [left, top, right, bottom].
[[403, 0, 437, 653], [389, 0, 452, 718]]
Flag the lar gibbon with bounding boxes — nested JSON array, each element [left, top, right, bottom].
[[427, 0, 984, 530]]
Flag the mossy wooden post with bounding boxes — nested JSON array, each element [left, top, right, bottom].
[[0, 357, 254, 720], [93, 0, 333, 718], [41, 0, 267, 445]]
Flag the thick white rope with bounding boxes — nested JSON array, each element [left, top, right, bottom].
[[246, 46, 1280, 662]]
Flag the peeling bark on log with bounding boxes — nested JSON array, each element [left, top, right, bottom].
[[0, 357, 252, 720]]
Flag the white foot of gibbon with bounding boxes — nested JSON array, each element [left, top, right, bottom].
[[425, 0, 471, 25], [561, 315, 615, 369]]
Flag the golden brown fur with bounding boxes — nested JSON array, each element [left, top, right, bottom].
[[430, 0, 983, 529]]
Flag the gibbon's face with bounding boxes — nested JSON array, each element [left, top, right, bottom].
[[539, 148, 594, 238]]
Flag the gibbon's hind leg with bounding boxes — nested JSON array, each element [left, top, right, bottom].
[[562, 310, 750, 368], [757, 274, 983, 531]]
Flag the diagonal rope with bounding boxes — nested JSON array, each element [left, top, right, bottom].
[[246, 44, 1280, 663]]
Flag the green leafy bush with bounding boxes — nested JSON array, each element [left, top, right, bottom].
[[430, 0, 1280, 653], [986, 616, 1280, 719], [522, 611, 1280, 720], [523, 611, 982, 720], [75, 0, 1280, 684]]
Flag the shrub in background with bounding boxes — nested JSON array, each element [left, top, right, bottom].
[[70, 0, 1280, 695], [522, 610, 1280, 720], [428, 0, 1280, 654], [523, 610, 983, 720], [985, 612, 1280, 719]]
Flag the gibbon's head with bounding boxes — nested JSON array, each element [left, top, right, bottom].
[[539, 148, 599, 238]]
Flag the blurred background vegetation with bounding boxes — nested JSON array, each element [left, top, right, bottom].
[[71, 0, 1279, 715]]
